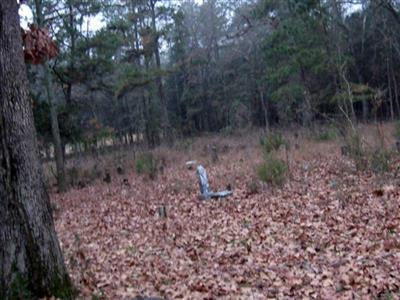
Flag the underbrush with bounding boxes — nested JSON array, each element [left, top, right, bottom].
[[42, 122, 399, 193], [135, 153, 157, 179], [343, 130, 394, 174], [135, 152, 167, 180], [52, 124, 400, 300], [260, 132, 286, 154], [257, 155, 288, 186], [258, 132, 289, 186], [395, 120, 400, 140], [311, 125, 339, 142]]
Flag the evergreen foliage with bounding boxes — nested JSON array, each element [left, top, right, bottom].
[[24, 0, 400, 150]]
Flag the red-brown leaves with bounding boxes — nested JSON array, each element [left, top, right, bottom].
[[22, 25, 58, 64], [50, 136, 400, 299]]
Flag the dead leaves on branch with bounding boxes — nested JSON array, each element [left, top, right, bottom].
[[22, 25, 58, 64]]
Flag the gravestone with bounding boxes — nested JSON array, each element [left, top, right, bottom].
[[341, 145, 349, 156], [117, 166, 124, 175], [211, 145, 218, 163], [103, 171, 111, 183], [196, 165, 233, 200], [157, 205, 167, 218]]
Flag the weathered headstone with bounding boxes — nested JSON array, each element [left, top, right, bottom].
[[341, 145, 349, 156], [157, 205, 167, 218], [117, 166, 124, 175], [211, 145, 218, 163], [196, 165, 232, 200], [103, 171, 111, 183], [197, 165, 210, 195]]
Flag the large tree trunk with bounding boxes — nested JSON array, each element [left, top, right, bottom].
[[0, 1, 72, 299]]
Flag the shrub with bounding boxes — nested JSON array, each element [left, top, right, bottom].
[[257, 155, 288, 186], [135, 153, 157, 179], [260, 132, 286, 155], [344, 131, 392, 173], [221, 125, 234, 136], [246, 179, 261, 195], [180, 138, 194, 151], [395, 120, 400, 140], [344, 132, 367, 171], [313, 126, 338, 141], [66, 166, 98, 188], [67, 166, 80, 187], [370, 150, 391, 173]]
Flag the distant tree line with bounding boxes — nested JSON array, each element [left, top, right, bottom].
[[26, 0, 400, 182]]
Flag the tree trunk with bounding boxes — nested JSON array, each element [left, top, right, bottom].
[[66, 1, 75, 104], [299, 67, 313, 127], [44, 64, 67, 192], [150, 0, 171, 144], [392, 66, 400, 116], [34, 0, 67, 192], [0, 1, 73, 299], [387, 56, 395, 121], [259, 88, 269, 132], [302, 89, 313, 127]]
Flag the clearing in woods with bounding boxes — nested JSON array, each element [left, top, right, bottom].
[[51, 124, 400, 299]]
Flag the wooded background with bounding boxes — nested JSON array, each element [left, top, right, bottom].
[[2, 1, 400, 299], [26, 0, 400, 182]]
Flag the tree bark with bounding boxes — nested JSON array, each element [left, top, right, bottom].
[[386, 56, 395, 120], [34, 0, 67, 192], [299, 67, 313, 127], [44, 64, 67, 192], [0, 1, 72, 298], [391, 63, 400, 116], [259, 88, 269, 132], [150, 0, 171, 144], [66, 0, 76, 104]]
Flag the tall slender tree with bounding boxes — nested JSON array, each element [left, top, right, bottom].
[[149, 0, 172, 143], [33, 0, 67, 192]]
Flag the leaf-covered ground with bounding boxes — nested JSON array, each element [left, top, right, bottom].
[[52, 131, 400, 299]]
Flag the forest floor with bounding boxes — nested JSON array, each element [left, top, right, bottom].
[[51, 123, 400, 300]]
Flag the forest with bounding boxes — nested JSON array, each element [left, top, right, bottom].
[[1, 0, 400, 299]]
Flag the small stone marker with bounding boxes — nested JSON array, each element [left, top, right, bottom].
[[211, 145, 218, 163], [196, 165, 233, 200], [157, 205, 167, 218], [123, 178, 130, 186], [117, 166, 124, 175], [103, 171, 111, 183], [341, 145, 349, 156]]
